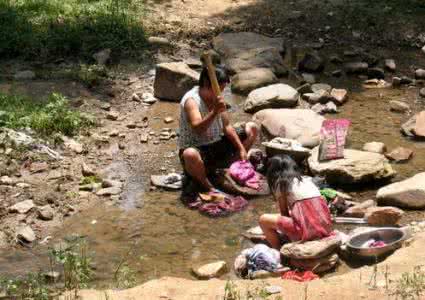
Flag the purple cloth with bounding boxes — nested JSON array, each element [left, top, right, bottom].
[[189, 194, 248, 217], [229, 160, 260, 190]]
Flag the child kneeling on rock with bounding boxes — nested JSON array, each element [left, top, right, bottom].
[[259, 155, 333, 249]]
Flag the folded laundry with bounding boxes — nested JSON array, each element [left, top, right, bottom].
[[229, 160, 260, 190]]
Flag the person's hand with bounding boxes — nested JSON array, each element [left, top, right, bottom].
[[239, 148, 248, 161], [213, 96, 227, 114]]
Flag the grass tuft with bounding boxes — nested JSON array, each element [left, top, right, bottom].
[[0, 0, 147, 60], [0, 92, 94, 137]]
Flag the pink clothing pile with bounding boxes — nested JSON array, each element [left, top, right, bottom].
[[188, 192, 248, 217], [229, 160, 260, 190]]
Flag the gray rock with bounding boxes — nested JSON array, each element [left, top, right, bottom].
[[264, 286, 282, 295], [102, 179, 122, 188], [343, 199, 376, 218], [0, 231, 8, 248], [253, 109, 325, 147], [38, 205, 54, 221], [301, 73, 316, 84], [297, 83, 313, 94], [81, 162, 96, 177], [420, 88, 425, 98], [344, 62, 368, 74], [63, 137, 83, 154], [298, 53, 324, 73], [365, 206, 404, 226], [244, 83, 299, 113], [368, 67, 385, 79], [377, 172, 425, 209], [106, 111, 119, 121], [392, 76, 402, 87], [401, 111, 425, 138], [302, 90, 330, 104], [281, 235, 341, 259], [308, 147, 396, 185], [330, 55, 343, 64], [14, 70, 35, 80], [213, 32, 286, 76], [363, 142, 386, 154], [311, 102, 337, 114], [231, 68, 278, 95], [311, 83, 332, 93], [390, 100, 410, 113], [416, 69, 425, 79], [142, 93, 157, 104], [16, 226, 36, 243], [93, 49, 111, 65], [0, 176, 17, 186], [401, 76, 414, 85], [385, 147, 413, 162], [401, 114, 417, 137], [422, 45, 425, 54], [131, 93, 141, 102], [148, 36, 171, 47], [330, 88, 348, 105], [151, 174, 182, 190], [9, 200, 35, 214], [192, 261, 227, 279], [154, 62, 199, 102], [385, 59, 396, 72], [96, 187, 121, 196], [325, 101, 338, 113]]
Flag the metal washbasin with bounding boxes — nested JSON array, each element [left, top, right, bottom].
[[347, 228, 406, 259]]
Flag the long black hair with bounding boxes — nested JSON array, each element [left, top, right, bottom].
[[266, 154, 302, 196]]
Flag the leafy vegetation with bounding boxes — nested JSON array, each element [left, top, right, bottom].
[[0, 92, 94, 137], [223, 281, 282, 300], [0, 0, 147, 60]]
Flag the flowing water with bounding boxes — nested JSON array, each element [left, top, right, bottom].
[[1, 51, 425, 287]]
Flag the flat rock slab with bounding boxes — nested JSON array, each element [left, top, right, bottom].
[[253, 109, 325, 148], [385, 147, 413, 162], [414, 111, 425, 137], [244, 83, 299, 113], [343, 200, 376, 218], [377, 172, 425, 209], [308, 148, 396, 185], [289, 253, 339, 274], [38, 205, 54, 221], [213, 32, 286, 76], [281, 235, 341, 260], [231, 68, 278, 95], [9, 200, 35, 214], [365, 206, 404, 226], [151, 174, 182, 190], [192, 261, 227, 279], [154, 62, 199, 102]]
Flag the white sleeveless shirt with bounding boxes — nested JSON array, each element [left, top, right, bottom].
[[276, 176, 321, 207], [178, 86, 224, 149]]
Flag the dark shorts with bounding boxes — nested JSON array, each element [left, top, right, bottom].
[[179, 124, 247, 173]]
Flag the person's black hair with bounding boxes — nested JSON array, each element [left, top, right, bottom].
[[199, 66, 229, 88], [266, 154, 302, 196]]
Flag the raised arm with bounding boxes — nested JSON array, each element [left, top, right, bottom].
[[184, 97, 225, 134], [221, 110, 247, 161]]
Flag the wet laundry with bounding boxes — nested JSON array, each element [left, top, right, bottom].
[[188, 190, 248, 217], [229, 160, 260, 190]]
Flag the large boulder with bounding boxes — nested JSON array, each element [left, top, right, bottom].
[[231, 68, 278, 95], [253, 109, 325, 147], [308, 148, 396, 185], [343, 199, 376, 218], [401, 111, 425, 138], [212, 32, 286, 76], [280, 235, 341, 260], [244, 83, 299, 113], [153, 62, 199, 102], [376, 172, 425, 209]]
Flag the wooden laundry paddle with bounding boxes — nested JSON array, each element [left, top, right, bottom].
[[201, 51, 222, 97]]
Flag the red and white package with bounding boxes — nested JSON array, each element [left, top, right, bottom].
[[318, 119, 351, 161]]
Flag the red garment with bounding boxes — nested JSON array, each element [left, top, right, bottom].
[[277, 196, 333, 242], [229, 160, 260, 190], [282, 270, 319, 282]]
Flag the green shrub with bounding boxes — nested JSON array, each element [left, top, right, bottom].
[[0, 0, 147, 60], [0, 92, 94, 137]]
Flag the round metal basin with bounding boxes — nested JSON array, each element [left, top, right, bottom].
[[347, 228, 406, 259]]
